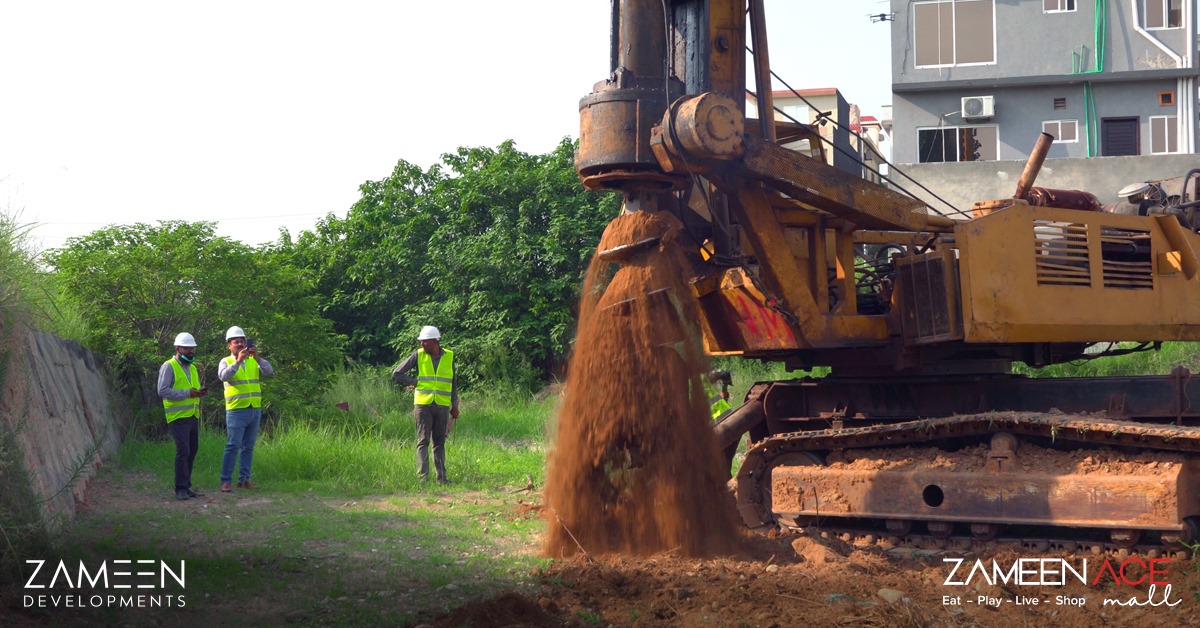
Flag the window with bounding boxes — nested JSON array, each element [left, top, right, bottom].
[[917, 126, 999, 162], [779, 104, 811, 124], [1044, 0, 1076, 12], [914, 1, 995, 67], [1159, 91, 1175, 107], [1043, 120, 1079, 143], [1150, 116, 1178, 153], [1053, 97, 1067, 110], [1147, 0, 1182, 29]]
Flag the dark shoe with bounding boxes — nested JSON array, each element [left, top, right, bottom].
[[237, 480, 257, 489], [436, 478, 451, 485], [175, 490, 189, 501], [220, 482, 233, 493], [186, 489, 204, 498]]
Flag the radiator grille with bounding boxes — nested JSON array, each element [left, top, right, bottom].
[[1100, 229, 1153, 290], [895, 251, 962, 344], [1033, 220, 1090, 287]]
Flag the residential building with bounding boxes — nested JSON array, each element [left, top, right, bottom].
[[889, 0, 1198, 165], [747, 88, 888, 180]]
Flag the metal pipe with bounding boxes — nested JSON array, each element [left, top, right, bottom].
[[1014, 132, 1054, 201], [712, 398, 766, 449], [616, 0, 667, 80], [748, 0, 776, 142]]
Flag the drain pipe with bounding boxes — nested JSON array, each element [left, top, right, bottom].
[[1132, 2, 1183, 66], [1131, 1, 1188, 153], [1183, 2, 1196, 152]]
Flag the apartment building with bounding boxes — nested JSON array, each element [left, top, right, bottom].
[[889, 0, 1198, 165]]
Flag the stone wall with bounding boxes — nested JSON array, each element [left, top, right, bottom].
[[1, 325, 128, 528]]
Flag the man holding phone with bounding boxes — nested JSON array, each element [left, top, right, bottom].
[[218, 326, 274, 492], [158, 332, 206, 501]]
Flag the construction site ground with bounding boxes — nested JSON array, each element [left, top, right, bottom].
[[432, 524, 1200, 627], [7, 469, 1199, 628]]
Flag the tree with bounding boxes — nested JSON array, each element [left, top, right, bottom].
[[278, 139, 620, 388], [48, 221, 342, 420]]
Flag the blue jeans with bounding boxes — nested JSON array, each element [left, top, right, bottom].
[[221, 407, 261, 483]]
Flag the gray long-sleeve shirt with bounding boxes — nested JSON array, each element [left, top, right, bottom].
[[392, 349, 458, 408], [157, 357, 201, 401]]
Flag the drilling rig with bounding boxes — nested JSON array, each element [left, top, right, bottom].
[[576, 0, 1200, 553]]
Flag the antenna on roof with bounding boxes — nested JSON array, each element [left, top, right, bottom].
[[869, 13, 895, 23]]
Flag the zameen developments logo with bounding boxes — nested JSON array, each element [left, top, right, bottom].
[[940, 556, 1182, 609], [23, 559, 187, 609]]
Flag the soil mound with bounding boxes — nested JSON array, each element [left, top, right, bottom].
[[422, 591, 560, 627], [543, 211, 738, 557]]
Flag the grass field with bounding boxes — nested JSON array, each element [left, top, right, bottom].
[[20, 382, 557, 626], [11, 346, 1200, 625]]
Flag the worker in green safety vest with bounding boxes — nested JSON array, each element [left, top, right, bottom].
[[157, 332, 207, 501], [218, 325, 274, 493], [392, 325, 459, 484], [706, 369, 733, 423]]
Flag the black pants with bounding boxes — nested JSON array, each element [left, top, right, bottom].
[[414, 404, 449, 481], [168, 416, 199, 491]]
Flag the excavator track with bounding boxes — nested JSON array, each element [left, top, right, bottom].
[[735, 412, 1200, 552]]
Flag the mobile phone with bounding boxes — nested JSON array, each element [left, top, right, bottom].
[[246, 337, 256, 349]]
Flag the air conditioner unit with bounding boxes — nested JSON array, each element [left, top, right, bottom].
[[961, 95, 995, 120]]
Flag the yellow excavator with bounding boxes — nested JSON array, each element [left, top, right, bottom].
[[576, 0, 1200, 553]]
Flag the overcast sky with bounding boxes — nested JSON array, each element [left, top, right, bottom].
[[1, 1, 893, 251]]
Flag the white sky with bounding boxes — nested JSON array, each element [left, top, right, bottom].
[[0, 1, 893, 251]]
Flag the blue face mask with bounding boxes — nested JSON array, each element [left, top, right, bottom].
[[178, 353, 194, 363]]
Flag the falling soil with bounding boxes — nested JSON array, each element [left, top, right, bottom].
[[542, 210, 739, 558]]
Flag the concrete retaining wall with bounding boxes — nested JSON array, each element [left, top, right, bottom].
[[1, 325, 129, 528], [895, 154, 1200, 217]]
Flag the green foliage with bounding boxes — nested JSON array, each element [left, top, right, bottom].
[[1015, 342, 1200, 378], [46, 221, 343, 420], [279, 139, 620, 389], [0, 212, 55, 586], [0, 212, 87, 343], [712, 356, 827, 401]]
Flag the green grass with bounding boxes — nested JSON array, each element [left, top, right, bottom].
[[1016, 342, 1200, 378], [27, 376, 556, 626], [19, 337, 1200, 625], [0, 210, 88, 344]]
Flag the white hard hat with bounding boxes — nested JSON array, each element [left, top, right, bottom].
[[417, 325, 441, 340], [173, 332, 197, 348], [225, 326, 247, 341]]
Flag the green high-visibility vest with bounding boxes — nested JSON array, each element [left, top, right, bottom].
[[415, 349, 454, 407], [707, 383, 731, 421], [162, 358, 200, 422], [221, 356, 263, 410]]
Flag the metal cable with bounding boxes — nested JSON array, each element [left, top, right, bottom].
[[746, 45, 972, 219]]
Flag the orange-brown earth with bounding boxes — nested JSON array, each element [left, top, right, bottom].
[[427, 521, 1200, 627]]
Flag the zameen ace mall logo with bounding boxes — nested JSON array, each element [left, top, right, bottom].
[[23, 559, 187, 609], [941, 556, 1182, 609]]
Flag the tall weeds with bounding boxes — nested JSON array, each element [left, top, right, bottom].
[[0, 211, 53, 585]]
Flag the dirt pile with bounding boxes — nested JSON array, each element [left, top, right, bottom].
[[542, 210, 738, 557]]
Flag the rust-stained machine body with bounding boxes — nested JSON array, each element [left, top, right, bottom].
[[578, 0, 1200, 552]]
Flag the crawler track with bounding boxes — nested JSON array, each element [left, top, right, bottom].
[[735, 412, 1200, 551]]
